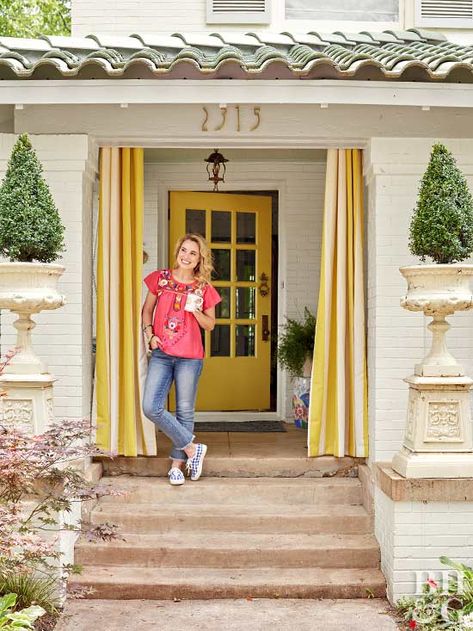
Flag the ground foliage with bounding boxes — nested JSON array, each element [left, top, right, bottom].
[[0, 593, 45, 630], [397, 557, 473, 629]]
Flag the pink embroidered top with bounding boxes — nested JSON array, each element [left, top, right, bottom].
[[144, 269, 221, 359]]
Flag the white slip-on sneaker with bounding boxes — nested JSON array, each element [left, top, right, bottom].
[[185, 443, 208, 481], [168, 467, 185, 486]]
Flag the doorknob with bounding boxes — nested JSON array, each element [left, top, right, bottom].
[[262, 315, 270, 342], [259, 273, 270, 297]]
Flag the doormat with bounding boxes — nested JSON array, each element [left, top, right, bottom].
[[194, 421, 287, 433]]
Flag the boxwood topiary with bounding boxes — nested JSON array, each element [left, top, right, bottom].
[[409, 143, 473, 264], [0, 133, 65, 263]]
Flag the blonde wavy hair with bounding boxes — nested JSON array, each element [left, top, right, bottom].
[[173, 233, 214, 285]]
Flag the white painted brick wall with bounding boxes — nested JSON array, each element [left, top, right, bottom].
[[375, 487, 473, 602], [0, 134, 97, 420], [143, 157, 325, 417], [70, 0, 473, 46], [366, 138, 473, 463], [71, 0, 401, 37]]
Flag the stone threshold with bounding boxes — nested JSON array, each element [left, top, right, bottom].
[[374, 462, 473, 502]]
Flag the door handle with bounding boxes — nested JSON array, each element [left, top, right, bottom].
[[262, 315, 270, 342]]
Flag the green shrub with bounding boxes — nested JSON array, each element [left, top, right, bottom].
[[0, 593, 45, 630], [396, 556, 473, 629], [0, 573, 59, 615], [0, 133, 65, 263], [277, 308, 316, 378], [409, 143, 473, 264]]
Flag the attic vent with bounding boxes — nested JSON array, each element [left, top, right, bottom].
[[213, 0, 266, 11], [207, 0, 270, 23], [415, 0, 473, 27]]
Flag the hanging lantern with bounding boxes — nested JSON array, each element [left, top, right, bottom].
[[205, 149, 229, 192]]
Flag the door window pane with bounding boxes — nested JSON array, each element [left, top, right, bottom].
[[237, 212, 256, 244], [236, 325, 255, 357], [215, 287, 230, 318], [211, 325, 230, 357], [211, 211, 231, 243], [236, 287, 256, 319], [186, 209, 206, 237], [212, 249, 231, 281], [236, 250, 256, 281]]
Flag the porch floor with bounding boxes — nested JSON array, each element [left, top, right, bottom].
[[157, 422, 307, 459], [99, 424, 362, 478]]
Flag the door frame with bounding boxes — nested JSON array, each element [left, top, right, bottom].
[[156, 177, 288, 419]]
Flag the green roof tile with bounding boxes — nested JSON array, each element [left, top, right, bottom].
[[0, 29, 472, 82]]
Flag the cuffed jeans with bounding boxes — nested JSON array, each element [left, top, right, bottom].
[[142, 348, 203, 462]]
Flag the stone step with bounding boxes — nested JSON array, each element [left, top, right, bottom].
[[68, 566, 386, 600], [98, 476, 363, 506], [75, 533, 380, 569], [97, 455, 359, 479], [90, 502, 372, 534]]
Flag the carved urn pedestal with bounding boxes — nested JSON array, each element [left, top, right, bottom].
[[0, 263, 65, 433], [392, 264, 473, 478]]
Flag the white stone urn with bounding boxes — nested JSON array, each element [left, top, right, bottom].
[[392, 263, 473, 478], [0, 262, 65, 374], [400, 264, 473, 377], [0, 262, 65, 434]]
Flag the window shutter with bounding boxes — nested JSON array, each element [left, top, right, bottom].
[[415, 0, 473, 27], [207, 0, 270, 24]]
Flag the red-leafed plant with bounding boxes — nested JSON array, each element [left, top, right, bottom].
[[0, 348, 122, 617]]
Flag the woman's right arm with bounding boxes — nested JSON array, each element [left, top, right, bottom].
[[142, 291, 161, 350]]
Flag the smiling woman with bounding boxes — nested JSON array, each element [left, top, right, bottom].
[[141, 233, 222, 486]]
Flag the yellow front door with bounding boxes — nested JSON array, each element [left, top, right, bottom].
[[169, 191, 272, 411]]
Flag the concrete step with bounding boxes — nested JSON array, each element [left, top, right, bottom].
[[98, 476, 363, 506], [90, 502, 372, 534], [68, 566, 386, 600], [97, 455, 359, 479], [75, 532, 380, 569]]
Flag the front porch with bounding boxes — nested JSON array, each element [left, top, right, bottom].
[[3, 27, 473, 604]]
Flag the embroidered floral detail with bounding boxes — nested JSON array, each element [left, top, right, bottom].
[[152, 269, 208, 348], [173, 293, 183, 312], [164, 316, 183, 339]]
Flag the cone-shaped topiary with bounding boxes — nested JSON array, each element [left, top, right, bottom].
[[0, 133, 65, 262], [409, 143, 473, 264]]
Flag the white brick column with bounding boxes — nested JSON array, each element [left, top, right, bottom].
[[365, 138, 473, 602], [365, 137, 473, 464], [0, 134, 98, 420]]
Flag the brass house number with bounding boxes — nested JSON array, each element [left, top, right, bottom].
[[201, 105, 261, 132]]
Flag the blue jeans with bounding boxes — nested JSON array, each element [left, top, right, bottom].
[[142, 348, 203, 462]]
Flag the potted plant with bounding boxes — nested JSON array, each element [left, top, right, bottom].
[[392, 143, 473, 478], [277, 308, 316, 428], [0, 133, 66, 375], [401, 142, 473, 377]]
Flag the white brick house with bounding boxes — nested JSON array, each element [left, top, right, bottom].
[[2, 0, 473, 604]]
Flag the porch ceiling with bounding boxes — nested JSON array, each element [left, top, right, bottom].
[[1, 29, 473, 83]]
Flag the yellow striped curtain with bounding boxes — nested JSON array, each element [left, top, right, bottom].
[[95, 147, 157, 456], [308, 149, 368, 458]]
